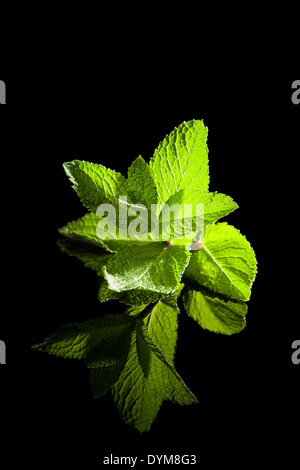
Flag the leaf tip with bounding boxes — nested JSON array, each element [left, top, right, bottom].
[[62, 160, 73, 172]]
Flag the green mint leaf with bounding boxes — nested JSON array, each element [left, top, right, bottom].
[[90, 361, 127, 399], [165, 189, 237, 224], [113, 330, 161, 433], [103, 243, 191, 294], [45, 119, 258, 431], [159, 189, 238, 243], [149, 120, 209, 208], [198, 192, 238, 225], [136, 321, 198, 405], [113, 299, 196, 432], [124, 156, 158, 209], [33, 314, 134, 368], [57, 238, 176, 306], [63, 160, 126, 211], [160, 283, 185, 313], [184, 223, 257, 301], [58, 212, 112, 250], [98, 280, 163, 306], [98, 282, 184, 307], [59, 211, 159, 253], [183, 286, 247, 335], [135, 321, 152, 378]]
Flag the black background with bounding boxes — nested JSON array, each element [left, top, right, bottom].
[[0, 60, 299, 468]]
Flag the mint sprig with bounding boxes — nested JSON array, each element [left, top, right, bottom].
[[34, 119, 257, 432]]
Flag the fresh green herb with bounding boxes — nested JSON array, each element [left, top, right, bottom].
[[34, 120, 257, 432]]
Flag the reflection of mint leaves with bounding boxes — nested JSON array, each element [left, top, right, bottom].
[[35, 120, 257, 432], [33, 314, 134, 366], [113, 301, 197, 432], [34, 300, 196, 432]]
